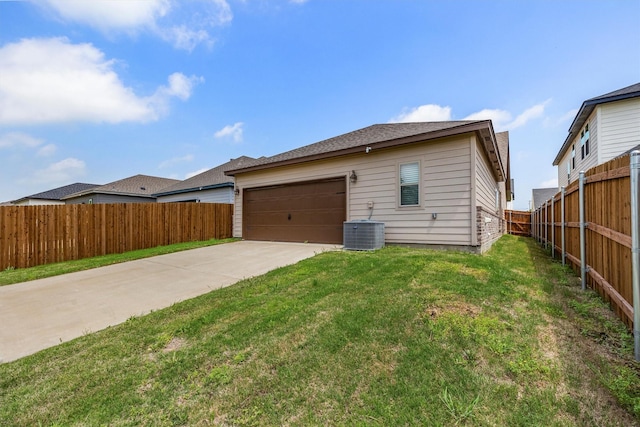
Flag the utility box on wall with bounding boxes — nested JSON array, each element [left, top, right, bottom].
[[343, 220, 385, 251]]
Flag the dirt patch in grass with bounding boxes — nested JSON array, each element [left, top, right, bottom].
[[162, 337, 187, 353], [424, 301, 481, 320]]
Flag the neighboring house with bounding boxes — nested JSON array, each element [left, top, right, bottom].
[[63, 175, 179, 204], [226, 121, 511, 253], [531, 188, 558, 210], [11, 183, 100, 205], [154, 156, 255, 203], [553, 82, 640, 188], [496, 131, 514, 210]]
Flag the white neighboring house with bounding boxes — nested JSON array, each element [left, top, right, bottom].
[[11, 183, 99, 205], [553, 82, 640, 188], [154, 157, 255, 203]]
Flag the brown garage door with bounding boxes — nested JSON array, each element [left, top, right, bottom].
[[243, 177, 346, 244]]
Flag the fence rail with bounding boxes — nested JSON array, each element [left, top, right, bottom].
[[532, 154, 634, 329], [0, 203, 233, 270], [505, 210, 532, 236]]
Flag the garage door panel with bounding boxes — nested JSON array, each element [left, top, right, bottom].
[[243, 177, 346, 244]]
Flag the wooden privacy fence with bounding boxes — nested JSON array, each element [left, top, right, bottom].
[[505, 210, 532, 236], [0, 203, 233, 270], [532, 153, 634, 329]]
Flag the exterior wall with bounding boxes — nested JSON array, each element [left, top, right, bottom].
[[557, 98, 640, 187], [234, 134, 477, 247], [599, 98, 640, 163], [476, 206, 503, 253], [474, 139, 505, 252], [157, 187, 234, 204], [474, 140, 500, 213], [557, 111, 599, 188], [65, 194, 156, 204], [13, 199, 64, 206]]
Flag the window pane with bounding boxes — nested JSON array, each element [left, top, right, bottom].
[[400, 162, 419, 185], [401, 185, 419, 205]]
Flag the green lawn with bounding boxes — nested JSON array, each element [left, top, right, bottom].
[[0, 235, 638, 426]]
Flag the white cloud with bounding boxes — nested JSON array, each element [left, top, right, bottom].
[[390, 100, 550, 131], [390, 104, 452, 123], [0, 38, 202, 125], [463, 109, 512, 130], [37, 0, 170, 31], [506, 100, 550, 130], [35, 0, 232, 51], [215, 122, 244, 143], [32, 157, 86, 183], [186, 168, 209, 179], [0, 132, 43, 148], [37, 144, 57, 157], [159, 154, 194, 169], [463, 100, 550, 131]]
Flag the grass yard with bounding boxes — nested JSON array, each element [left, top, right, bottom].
[[0, 235, 639, 426]]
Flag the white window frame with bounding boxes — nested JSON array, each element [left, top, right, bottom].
[[398, 161, 421, 207]]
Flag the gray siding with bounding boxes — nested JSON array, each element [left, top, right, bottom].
[[157, 187, 234, 204], [65, 194, 156, 204]]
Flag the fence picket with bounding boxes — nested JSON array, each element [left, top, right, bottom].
[[0, 203, 233, 271]]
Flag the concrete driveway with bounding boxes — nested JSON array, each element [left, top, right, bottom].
[[0, 241, 338, 363]]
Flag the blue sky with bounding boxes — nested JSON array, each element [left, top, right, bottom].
[[0, 0, 638, 210]]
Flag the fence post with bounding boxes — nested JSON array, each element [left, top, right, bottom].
[[544, 201, 548, 250], [561, 186, 566, 266], [509, 210, 512, 235], [579, 171, 587, 291], [551, 196, 555, 259], [630, 151, 640, 361]]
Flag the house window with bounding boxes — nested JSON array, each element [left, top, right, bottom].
[[571, 145, 575, 169], [399, 162, 420, 206], [581, 124, 590, 159], [567, 162, 571, 180]]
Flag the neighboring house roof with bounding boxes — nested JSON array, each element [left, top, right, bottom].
[[63, 174, 180, 200], [11, 182, 100, 204], [153, 156, 255, 197], [226, 121, 506, 181], [553, 82, 640, 165], [532, 188, 558, 210]]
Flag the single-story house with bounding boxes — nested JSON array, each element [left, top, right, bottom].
[[154, 156, 255, 203], [553, 82, 640, 187], [226, 121, 511, 253], [63, 174, 179, 204], [11, 182, 100, 205]]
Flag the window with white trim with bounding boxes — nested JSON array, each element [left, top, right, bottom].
[[581, 123, 590, 159], [399, 162, 420, 206]]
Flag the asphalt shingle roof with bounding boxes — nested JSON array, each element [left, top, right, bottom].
[[12, 182, 100, 203], [63, 175, 180, 200], [154, 156, 255, 196], [226, 121, 489, 174], [532, 188, 558, 210]]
